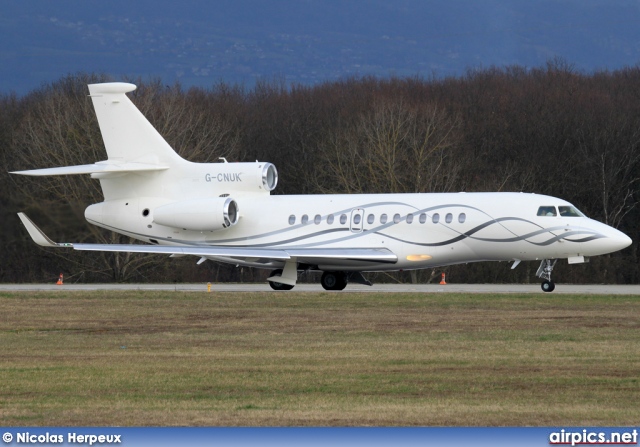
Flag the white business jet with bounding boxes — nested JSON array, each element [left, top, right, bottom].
[[12, 83, 632, 292]]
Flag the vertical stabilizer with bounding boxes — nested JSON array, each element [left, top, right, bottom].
[[88, 83, 184, 165]]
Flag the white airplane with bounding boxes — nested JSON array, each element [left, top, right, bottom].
[[12, 82, 632, 292]]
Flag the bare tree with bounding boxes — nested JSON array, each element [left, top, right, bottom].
[[576, 119, 640, 228], [315, 99, 463, 194]]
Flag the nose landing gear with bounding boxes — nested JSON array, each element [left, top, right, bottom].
[[536, 259, 557, 292]]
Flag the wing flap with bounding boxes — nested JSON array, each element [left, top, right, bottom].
[[72, 243, 292, 260], [72, 245, 397, 265], [286, 248, 397, 264]]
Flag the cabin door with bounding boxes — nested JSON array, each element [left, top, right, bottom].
[[350, 208, 365, 233]]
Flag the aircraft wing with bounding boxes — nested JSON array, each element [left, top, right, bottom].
[[17, 213, 397, 266]]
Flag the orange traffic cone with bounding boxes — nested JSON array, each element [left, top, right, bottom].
[[439, 272, 447, 285], [56, 273, 64, 285]]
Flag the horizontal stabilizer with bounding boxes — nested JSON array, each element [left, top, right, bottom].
[[11, 161, 169, 176]]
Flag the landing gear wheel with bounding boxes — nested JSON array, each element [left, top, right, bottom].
[[269, 269, 294, 291], [320, 271, 348, 291], [541, 280, 555, 293]]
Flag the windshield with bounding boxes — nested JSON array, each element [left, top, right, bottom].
[[537, 205, 585, 217], [559, 206, 585, 217], [537, 206, 557, 217]]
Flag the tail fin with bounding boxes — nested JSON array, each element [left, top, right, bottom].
[[12, 82, 186, 201], [88, 83, 183, 165]]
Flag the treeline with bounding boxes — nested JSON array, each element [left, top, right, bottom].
[[1, 60, 638, 284]]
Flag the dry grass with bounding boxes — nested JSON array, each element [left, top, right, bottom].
[[0, 290, 638, 426]]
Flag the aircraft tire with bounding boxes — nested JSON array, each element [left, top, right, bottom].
[[321, 271, 347, 291], [541, 280, 555, 293]]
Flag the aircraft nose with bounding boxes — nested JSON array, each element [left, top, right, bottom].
[[583, 222, 632, 256], [611, 229, 632, 252]]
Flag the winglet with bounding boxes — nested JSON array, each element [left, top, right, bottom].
[[17, 213, 69, 248]]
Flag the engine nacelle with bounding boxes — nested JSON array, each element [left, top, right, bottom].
[[153, 197, 239, 231], [203, 162, 278, 193]]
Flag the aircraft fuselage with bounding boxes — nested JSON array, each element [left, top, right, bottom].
[[84, 191, 630, 272]]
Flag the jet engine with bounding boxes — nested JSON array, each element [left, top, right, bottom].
[[203, 162, 278, 193], [153, 197, 239, 231]]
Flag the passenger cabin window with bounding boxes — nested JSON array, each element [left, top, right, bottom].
[[406, 214, 414, 224], [419, 213, 427, 224], [393, 213, 401, 224], [327, 214, 334, 224], [367, 214, 375, 224], [314, 214, 321, 224], [380, 214, 388, 224], [340, 214, 347, 225], [301, 214, 309, 224], [288, 215, 296, 225], [537, 206, 557, 217]]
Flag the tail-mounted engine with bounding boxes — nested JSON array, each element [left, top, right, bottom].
[[151, 162, 277, 232], [204, 162, 278, 193], [153, 197, 239, 231]]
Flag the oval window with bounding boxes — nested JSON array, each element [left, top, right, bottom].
[[301, 214, 309, 224], [380, 214, 388, 224], [353, 214, 361, 225], [445, 213, 453, 223], [314, 214, 321, 224], [458, 213, 466, 223], [393, 213, 401, 224], [327, 214, 334, 224], [406, 214, 414, 224], [432, 213, 440, 224], [288, 215, 296, 225], [419, 213, 427, 224], [367, 214, 375, 224], [340, 214, 347, 225]]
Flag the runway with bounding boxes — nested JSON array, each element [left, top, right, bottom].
[[0, 282, 638, 294]]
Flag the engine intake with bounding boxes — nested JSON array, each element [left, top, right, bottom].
[[153, 197, 239, 231]]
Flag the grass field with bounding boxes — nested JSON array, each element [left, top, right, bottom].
[[0, 290, 638, 426]]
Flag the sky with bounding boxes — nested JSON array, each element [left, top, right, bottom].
[[1, 0, 640, 95]]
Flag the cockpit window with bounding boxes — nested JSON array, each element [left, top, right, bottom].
[[559, 206, 584, 217], [537, 206, 557, 217]]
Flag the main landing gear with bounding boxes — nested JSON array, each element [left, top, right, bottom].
[[320, 271, 348, 291], [536, 259, 557, 293], [268, 269, 372, 291], [320, 271, 373, 290]]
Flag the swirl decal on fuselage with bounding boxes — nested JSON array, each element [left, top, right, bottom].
[[92, 200, 607, 249], [204, 201, 606, 249]]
